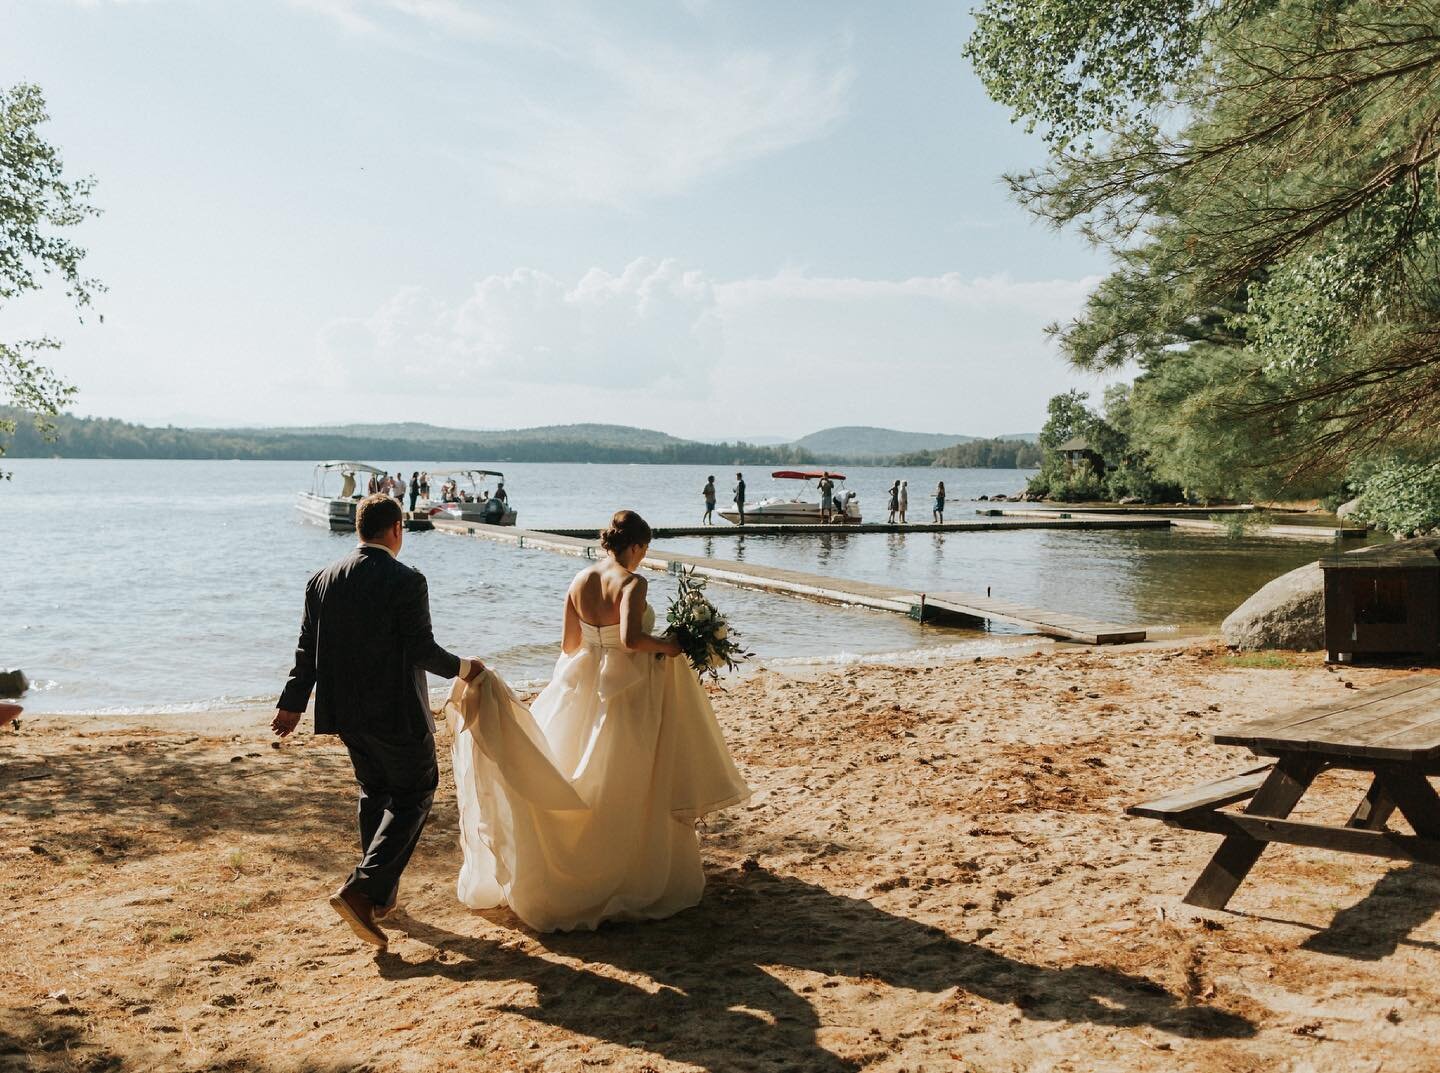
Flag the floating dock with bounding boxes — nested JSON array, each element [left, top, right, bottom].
[[985, 508, 1368, 542], [541, 515, 1171, 539], [431, 520, 1149, 645]]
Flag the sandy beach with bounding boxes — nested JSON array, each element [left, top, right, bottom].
[[4, 641, 1439, 1073]]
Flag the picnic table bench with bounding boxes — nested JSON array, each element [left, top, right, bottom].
[[1129, 676, 1440, 911]]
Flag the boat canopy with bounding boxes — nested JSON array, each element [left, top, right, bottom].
[[430, 468, 505, 481], [316, 460, 387, 475], [771, 469, 846, 481]]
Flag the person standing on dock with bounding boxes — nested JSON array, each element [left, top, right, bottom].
[[408, 472, 420, 512], [818, 474, 834, 523], [733, 472, 746, 525], [701, 476, 717, 525], [887, 480, 900, 524], [899, 480, 909, 524], [419, 473, 430, 500], [932, 481, 946, 523]]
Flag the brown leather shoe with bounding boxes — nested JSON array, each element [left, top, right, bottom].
[[374, 881, 400, 921], [329, 887, 388, 949]]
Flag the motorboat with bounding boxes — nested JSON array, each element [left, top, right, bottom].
[[719, 469, 860, 525], [297, 460, 390, 531], [423, 468, 517, 527]]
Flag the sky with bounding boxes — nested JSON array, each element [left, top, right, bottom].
[[1, 0, 1117, 441]]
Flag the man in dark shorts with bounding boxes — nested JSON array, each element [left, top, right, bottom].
[[702, 475, 717, 525]]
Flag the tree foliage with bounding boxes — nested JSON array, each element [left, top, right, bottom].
[[0, 82, 100, 475], [1353, 458, 1440, 536], [967, 0, 1440, 495], [1025, 387, 1187, 502], [894, 437, 1043, 468], [963, 0, 1218, 148]]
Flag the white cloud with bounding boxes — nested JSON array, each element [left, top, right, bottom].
[[319, 258, 724, 396], [287, 0, 541, 45], [317, 259, 1110, 437], [483, 36, 854, 205], [290, 0, 855, 205]]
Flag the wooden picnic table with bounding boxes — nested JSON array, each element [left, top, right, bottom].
[[1129, 676, 1440, 911]]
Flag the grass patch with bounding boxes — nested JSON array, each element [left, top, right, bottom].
[[1223, 652, 1303, 670], [225, 847, 246, 875], [165, 926, 192, 943]]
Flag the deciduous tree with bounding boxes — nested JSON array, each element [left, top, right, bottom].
[[0, 82, 101, 475]]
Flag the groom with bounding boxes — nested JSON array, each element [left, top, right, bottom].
[[274, 493, 484, 950]]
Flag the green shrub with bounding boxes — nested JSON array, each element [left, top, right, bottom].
[[1208, 512, 1271, 539], [1355, 461, 1440, 536]]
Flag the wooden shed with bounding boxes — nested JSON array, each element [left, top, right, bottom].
[[1056, 436, 1105, 477], [1321, 544, 1440, 664]]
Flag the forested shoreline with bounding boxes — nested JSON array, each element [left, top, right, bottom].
[[0, 409, 1037, 468]]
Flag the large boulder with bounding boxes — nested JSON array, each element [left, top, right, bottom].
[[1335, 496, 1363, 521], [1220, 562, 1325, 651]]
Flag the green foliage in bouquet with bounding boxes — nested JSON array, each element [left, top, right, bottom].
[[665, 569, 753, 680]]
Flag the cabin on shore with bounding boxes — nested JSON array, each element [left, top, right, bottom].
[[1057, 435, 1105, 477]]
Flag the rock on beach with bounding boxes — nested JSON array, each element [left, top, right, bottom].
[[1220, 561, 1325, 651]]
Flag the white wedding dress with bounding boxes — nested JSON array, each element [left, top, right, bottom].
[[445, 604, 751, 932]]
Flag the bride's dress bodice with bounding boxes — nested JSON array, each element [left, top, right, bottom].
[[576, 605, 654, 650], [445, 600, 749, 932]]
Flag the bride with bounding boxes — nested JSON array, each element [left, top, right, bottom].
[[445, 509, 751, 931]]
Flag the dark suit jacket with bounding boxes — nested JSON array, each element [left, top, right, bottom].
[[278, 545, 461, 737]]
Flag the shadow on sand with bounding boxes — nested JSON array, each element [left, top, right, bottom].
[[379, 866, 1255, 1073], [1300, 863, 1440, 959]]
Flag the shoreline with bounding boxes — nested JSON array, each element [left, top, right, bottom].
[[10, 628, 1211, 723]]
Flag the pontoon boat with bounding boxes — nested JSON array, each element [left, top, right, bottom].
[[720, 469, 860, 525], [424, 468, 517, 526], [297, 460, 386, 531]]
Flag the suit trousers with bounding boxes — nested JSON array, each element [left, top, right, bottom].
[[339, 729, 439, 908]]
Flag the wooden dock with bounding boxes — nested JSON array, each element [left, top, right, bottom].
[[984, 508, 1368, 542], [431, 520, 1150, 645], [541, 516, 1171, 539]]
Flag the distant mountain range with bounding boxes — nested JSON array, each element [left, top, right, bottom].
[[244, 421, 1039, 457], [1, 410, 1038, 467], [791, 426, 977, 458], [246, 421, 694, 450]]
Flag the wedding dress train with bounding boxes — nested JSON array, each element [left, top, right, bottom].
[[445, 606, 751, 932]]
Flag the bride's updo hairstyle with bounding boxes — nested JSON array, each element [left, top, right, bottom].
[[599, 509, 653, 557]]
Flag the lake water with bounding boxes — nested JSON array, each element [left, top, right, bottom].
[[1, 459, 1343, 714]]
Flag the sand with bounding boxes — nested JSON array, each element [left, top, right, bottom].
[[3, 642, 1439, 1073]]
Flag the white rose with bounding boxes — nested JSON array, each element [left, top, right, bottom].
[[713, 625, 728, 641]]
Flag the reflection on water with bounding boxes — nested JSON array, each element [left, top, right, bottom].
[[0, 459, 1363, 713]]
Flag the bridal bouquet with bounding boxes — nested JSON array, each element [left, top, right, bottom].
[[665, 568, 752, 679]]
